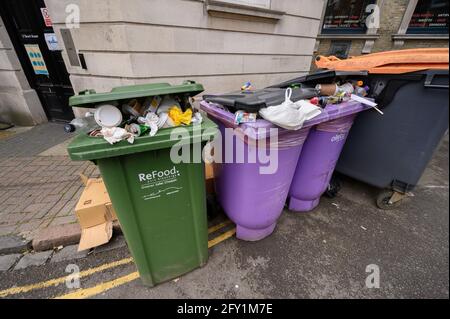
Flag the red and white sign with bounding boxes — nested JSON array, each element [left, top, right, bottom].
[[40, 8, 53, 27]]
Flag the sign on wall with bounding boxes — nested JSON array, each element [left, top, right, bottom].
[[40, 7, 53, 27], [24, 44, 49, 75], [44, 33, 60, 51]]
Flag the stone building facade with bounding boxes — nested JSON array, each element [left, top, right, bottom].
[[0, 0, 325, 124], [313, 0, 448, 70]]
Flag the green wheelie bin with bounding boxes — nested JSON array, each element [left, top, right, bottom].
[[67, 82, 218, 286]]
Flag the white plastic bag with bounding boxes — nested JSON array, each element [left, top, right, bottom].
[[295, 100, 322, 121], [259, 88, 321, 130]]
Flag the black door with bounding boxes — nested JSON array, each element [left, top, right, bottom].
[[0, 0, 74, 121]]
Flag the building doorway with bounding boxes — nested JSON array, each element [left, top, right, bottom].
[[0, 0, 74, 122]]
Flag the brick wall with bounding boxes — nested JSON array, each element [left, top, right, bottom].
[[312, 0, 449, 70]]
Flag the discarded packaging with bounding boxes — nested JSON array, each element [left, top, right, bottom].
[[126, 123, 150, 137], [241, 81, 253, 91], [296, 100, 322, 121], [101, 127, 135, 144], [75, 178, 117, 251], [350, 94, 384, 115], [259, 88, 321, 130], [168, 106, 193, 126], [122, 100, 142, 118], [316, 83, 338, 96], [234, 110, 257, 125], [94, 104, 123, 128], [157, 95, 181, 115], [316, 83, 354, 97], [191, 112, 203, 125], [143, 96, 162, 114]]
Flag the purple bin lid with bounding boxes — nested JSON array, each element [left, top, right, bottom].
[[199, 99, 373, 140]]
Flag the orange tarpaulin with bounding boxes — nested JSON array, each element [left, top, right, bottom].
[[315, 48, 449, 74]]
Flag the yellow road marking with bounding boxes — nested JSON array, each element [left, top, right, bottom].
[[0, 257, 133, 298], [54, 228, 237, 299], [208, 228, 236, 248], [1, 222, 236, 299], [208, 220, 233, 234], [54, 272, 140, 299]]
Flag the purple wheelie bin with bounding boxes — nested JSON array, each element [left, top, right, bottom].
[[200, 99, 370, 240], [200, 100, 309, 241], [288, 115, 356, 212]]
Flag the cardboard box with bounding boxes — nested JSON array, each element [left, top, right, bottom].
[[75, 178, 117, 251]]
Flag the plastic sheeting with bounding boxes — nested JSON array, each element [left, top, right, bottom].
[[201, 101, 311, 150], [234, 126, 310, 150], [316, 114, 356, 133], [200, 99, 370, 142]]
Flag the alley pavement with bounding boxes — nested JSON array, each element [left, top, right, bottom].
[[0, 127, 447, 299], [0, 123, 99, 241]]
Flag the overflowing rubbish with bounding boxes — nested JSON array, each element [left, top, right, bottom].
[[125, 123, 150, 137], [259, 88, 321, 130], [234, 110, 257, 124], [93, 104, 123, 128], [168, 106, 193, 126], [68, 81, 217, 287], [350, 94, 384, 115], [202, 73, 379, 132], [137, 112, 166, 136], [191, 112, 203, 125], [65, 114, 98, 133], [101, 127, 135, 145], [241, 81, 253, 91], [66, 84, 204, 145]]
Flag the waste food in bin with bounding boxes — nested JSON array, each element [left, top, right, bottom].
[[314, 48, 449, 209], [67, 81, 218, 286]]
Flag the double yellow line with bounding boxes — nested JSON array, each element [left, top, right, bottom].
[[0, 221, 235, 299]]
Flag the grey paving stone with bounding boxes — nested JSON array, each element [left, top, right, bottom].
[[50, 245, 88, 263], [0, 235, 31, 254], [14, 250, 53, 270], [0, 254, 22, 271], [0, 123, 75, 158], [93, 235, 127, 254]]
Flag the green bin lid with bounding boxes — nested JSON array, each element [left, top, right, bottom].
[[67, 117, 218, 161], [69, 81, 204, 107]]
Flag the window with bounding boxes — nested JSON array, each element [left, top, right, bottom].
[[218, 0, 271, 9], [321, 0, 376, 34], [329, 41, 352, 58], [407, 0, 449, 34]]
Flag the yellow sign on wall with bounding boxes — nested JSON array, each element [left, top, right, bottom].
[[24, 44, 49, 76]]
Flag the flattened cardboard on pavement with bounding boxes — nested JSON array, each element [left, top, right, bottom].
[[75, 178, 117, 251]]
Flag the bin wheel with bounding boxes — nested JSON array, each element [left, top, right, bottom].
[[376, 190, 404, 210], [324, 175, 341, 198]]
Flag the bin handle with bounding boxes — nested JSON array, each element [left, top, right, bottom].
[[424, 73, 449, 89]]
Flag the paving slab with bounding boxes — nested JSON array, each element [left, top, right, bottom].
[[0, 254, 22, 271], [50, 245, 89, 263], [0, 235, 31, 254], [14, 251, 53, 270], [0, 123, 75, 158]]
